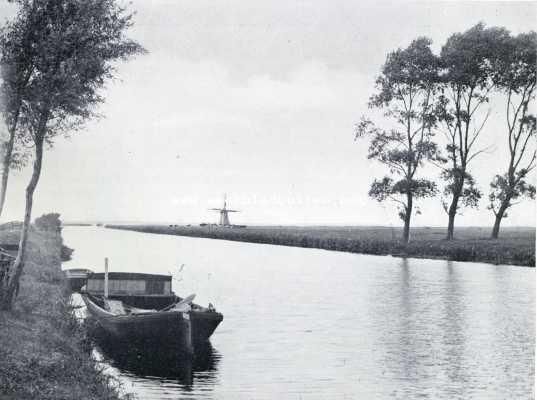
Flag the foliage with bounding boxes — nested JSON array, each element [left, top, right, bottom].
[[493, 31, 537, 90], [440, 23, 510, 89], [440, 168, 481, 211], [488, 173, 536, 219], [0, 0, 145, 310], [5, 145, 30, 170], [356, 23, 535, 240], [34, 212, 61, 232], [356, 38, 441, 241], [487, 31, 536, 236], [368, 176, 436, 219], [9, 0, 146, 145], [0, 4, 38, 217], [436, 23, 511, 238], [369, 37, 440, 108]]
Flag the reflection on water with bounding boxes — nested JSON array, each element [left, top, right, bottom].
[[90, 325, 221, 399], [64, 227, 535, 400], [369, 258, 535, 399], [371, 259, 473, 398], [95, 332, 220, 385]]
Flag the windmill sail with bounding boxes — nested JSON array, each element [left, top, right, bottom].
[[209, 196, 240, 226]]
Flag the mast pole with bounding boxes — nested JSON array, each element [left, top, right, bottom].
[[104, 257, 109, 299]]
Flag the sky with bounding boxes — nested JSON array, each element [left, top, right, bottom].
[[1, 0, 536, 226]]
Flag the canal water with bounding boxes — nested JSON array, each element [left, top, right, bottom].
[[63, 226, 535, 400]]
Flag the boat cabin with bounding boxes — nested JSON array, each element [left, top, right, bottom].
[[86, 272, 172, 296], [85, 272, 176, 309]]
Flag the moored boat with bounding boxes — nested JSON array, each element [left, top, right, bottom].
[[80, 270, 223, 352]]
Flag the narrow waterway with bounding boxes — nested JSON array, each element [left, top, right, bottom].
[[63, 226, 535, 400]]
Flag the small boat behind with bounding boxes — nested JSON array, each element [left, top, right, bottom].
[[81, 270, 223, 353], [64, 268, 92, 292]]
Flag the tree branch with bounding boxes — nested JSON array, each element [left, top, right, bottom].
[[388, 195, 407, 208], [467, 144, 496, 164], [467, 108, 491, 152]]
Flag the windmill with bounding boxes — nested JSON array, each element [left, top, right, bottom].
[[209, 195, 240, 226]]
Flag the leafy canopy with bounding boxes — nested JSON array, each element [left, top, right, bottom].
[[5, 0, 146, 146], [435, 23, 512, 217], [487, 31, 537, 218], [357, 38, 441, 221]]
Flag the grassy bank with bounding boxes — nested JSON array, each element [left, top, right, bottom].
[[106, 224, 535, 267], [0, 228, 127, 400]]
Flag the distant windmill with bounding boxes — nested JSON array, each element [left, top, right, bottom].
[[209, 195, 239, 226]]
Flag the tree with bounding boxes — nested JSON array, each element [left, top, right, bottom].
[[0, 2, 38, 218], [488, 32, 536, 238], [0, 0, 145, 310], [437, 23, 511, 240], [356, 38, 441, 243]]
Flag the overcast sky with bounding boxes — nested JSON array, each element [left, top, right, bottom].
[[1, 1, 536, 226]]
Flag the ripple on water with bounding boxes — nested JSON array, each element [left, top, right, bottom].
[[64, 227, 535, 400]]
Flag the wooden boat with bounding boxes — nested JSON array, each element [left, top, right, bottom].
[[81, 271, 223, 352]]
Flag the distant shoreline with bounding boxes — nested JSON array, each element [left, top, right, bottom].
[[62, 223, 93, 227], [105, 224, 536, 267]]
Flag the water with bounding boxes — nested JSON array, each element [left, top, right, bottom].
[[63, 226, 535, 400]]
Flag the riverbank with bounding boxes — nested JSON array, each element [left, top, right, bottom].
[[106, 224, 535, 267], [0, 228, 127, 399]]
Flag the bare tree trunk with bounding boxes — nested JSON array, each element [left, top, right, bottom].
[[0, 108, 21, 219], [491, 214, 502, 240], [402, 192, 413, 244], [0, 128, 16, 219], [446, 202, 457, 240], [0, 135, 43, 310], [446, 177, 463, 240], [491, 201, 510, 239]]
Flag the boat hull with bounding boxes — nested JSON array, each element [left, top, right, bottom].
[[82, 294, 223, 350]]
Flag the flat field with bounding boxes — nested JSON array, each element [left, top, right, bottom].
[[106, 225, 536, 267]]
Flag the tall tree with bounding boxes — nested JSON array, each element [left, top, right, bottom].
[[488, 32, 536, 238], [356, 38, 441, 243], [437, 23, 510, 240], [0, 2, 38, 218], [0, 0, 145, 310]]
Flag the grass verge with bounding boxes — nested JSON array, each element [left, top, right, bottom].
[[0, 228, 130, 400]]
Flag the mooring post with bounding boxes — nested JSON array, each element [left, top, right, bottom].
[[104, 257, 109, 299], [182, 312, 193, 354]]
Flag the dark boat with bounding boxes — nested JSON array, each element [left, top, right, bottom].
[[81, 271, 223, 352]]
